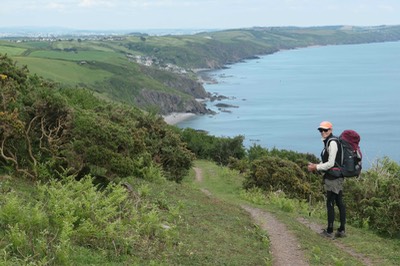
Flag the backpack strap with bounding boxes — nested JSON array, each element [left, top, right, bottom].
[[326, 137, 343, 168]]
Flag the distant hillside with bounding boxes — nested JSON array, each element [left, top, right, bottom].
[[1, 25, 400, 114]]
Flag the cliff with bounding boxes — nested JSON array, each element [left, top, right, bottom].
[[137, 65, 211, 114], [136, 89, 209, 115]]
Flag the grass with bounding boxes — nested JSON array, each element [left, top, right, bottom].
[[191, 160, 400, 266], [0, 171, 270, 265], [29, 50, 124, 64], [147, 177, 270, 265], [2, 160, 399, 265], [13, 56, 113, 85], [4, 39, 201, 107], [0, 43, 27, 56]]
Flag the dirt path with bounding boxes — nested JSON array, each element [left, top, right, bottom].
[[242, 205, 308, 266], [193, 166, 380, 266], [193, 167, 308, 266], [193, 167, 212, 196]]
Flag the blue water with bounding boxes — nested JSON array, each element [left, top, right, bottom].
[[178, 41, 400, 166]]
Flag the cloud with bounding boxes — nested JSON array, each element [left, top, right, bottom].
[[78, 0, 115, 8], [46, 2, 66, 10], [127, 0, 201, 8], [378, 4, 396, 12]]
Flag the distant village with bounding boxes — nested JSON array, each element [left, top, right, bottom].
[[126, 54, 188, 75], [2, 34, 125, 43]]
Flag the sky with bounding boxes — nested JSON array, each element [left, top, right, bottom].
[[1, 0, 400, 31]]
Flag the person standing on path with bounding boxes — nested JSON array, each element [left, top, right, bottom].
[[307, 121, 346, 238]]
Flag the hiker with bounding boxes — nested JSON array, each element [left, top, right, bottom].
[[307, 121, 346, 238]]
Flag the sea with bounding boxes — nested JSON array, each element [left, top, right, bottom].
[[177, 41, 400, 167]]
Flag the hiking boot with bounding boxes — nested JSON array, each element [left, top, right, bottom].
[[335, 230, 346, 238], [320, 229, 333, 238]]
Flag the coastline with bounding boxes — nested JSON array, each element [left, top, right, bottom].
[[163, 112, 197, 125]]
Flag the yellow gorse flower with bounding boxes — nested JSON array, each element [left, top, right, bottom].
[[0, 74, 8, 80]]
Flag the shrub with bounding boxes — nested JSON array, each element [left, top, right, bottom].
[[1, 55, 195, 182], [136, 114, 195, 182], [344, 157, 400, 236], [243, 156, 313, 200], [247, 145, 318, 162], [180, 128, 246, 165]]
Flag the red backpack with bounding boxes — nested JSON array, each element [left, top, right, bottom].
[[337, 130, 362, 177]]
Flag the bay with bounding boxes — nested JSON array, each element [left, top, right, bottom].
[[178, 41, 400, 167]]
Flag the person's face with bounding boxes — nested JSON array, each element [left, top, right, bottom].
[[318, 128, 331, 138]]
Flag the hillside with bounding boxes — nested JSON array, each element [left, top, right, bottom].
[[1, 54, 400, 265], [2, 25, 400, 114]]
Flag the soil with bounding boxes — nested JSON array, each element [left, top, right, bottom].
[[193, 167, 374, 266], [242, 205, 308, 266]]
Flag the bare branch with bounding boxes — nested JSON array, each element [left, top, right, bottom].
[[0, 138, 18, 166], [25, 115, 40, 167]]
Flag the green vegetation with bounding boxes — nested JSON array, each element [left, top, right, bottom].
[[181, 128, 400, 238], [179, 127, 246, 165], [2, 25, 400, 114], [0, 54, 193, 183], [345, 157, 400, 236], [1, 38, 208, 114], [13, 56, 113, 85], [0, 175, 176, 264], [194, 160, 400, 265], [0, 43, 26, 56], [2, 27, 400, 264]]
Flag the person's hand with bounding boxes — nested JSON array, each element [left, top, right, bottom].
[[307, 163, 317, 172]]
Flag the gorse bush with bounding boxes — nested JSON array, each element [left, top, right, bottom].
[[0, 54, 194, 182], [65, 91, 195, 183], [344, 157, 400, 236], [231, 145, 323, 200], [247, 144, 320, 165], [243, 156, 316, 200], [179, 127, 246, 165], [0, 175, 177, 265]]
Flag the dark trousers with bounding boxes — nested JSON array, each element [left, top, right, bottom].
[[326, 190, 346, 233]]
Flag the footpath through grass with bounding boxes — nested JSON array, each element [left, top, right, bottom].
[[0, 171, 270, 265], [192, 160, 400, 266], [1, 160, 399, 265], [147, 173, 271, 265]]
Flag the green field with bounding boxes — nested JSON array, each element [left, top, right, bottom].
[[29, 50, 125, 64], [14, 56, 113, 85], [0, 43, 27, 56]]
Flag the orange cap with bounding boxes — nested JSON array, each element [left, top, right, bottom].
[[318, 121, 333, 130]]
